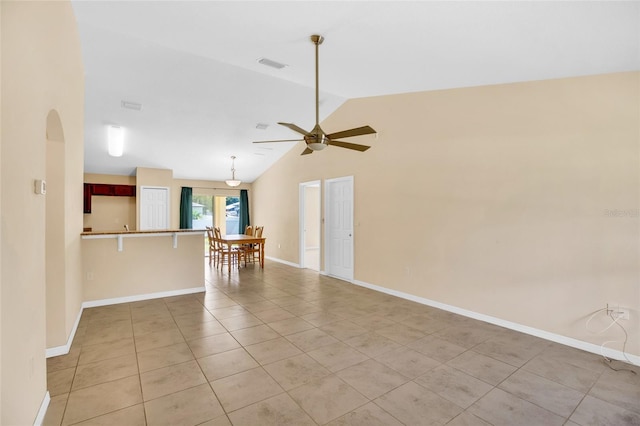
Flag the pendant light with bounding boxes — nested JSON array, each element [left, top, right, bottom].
[[225, 156, 241, 187]]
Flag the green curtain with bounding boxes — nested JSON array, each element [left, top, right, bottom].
[[179, 187, 193, 229], [239, 189, 250, 233]]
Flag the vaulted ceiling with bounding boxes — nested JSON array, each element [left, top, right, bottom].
[[74, 1, 639, 182]]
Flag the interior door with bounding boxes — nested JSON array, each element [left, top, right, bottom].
[[140, 186, 169, 230], [325, 176, 354, 281]]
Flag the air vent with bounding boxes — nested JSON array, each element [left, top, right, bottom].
[[121, 100, 143, 111], [255, 123, 269, 130], [257, 57, 287, 70]]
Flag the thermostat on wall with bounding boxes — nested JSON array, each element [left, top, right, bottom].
[[34, 179, 46, 195]]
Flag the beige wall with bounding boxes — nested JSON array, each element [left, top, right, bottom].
[[0, 3, 3, 420], [1, 1, 84, 423], [87, 196, 136, 232], [85, 172, 136, 186], [82, 234, 204, 302], [253, 72, 640, 357]]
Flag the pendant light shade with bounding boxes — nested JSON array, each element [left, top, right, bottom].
[[225, 156, 241, 187]]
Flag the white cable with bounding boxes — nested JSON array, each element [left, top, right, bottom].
[[587, 306, 639, 369], [614, 320, 639, 367], [585, 307, 619, 334]]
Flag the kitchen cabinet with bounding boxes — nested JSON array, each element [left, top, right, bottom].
[[84, 183, 136, 213]]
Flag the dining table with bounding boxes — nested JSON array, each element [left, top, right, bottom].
[[218, 234, 266, 273]]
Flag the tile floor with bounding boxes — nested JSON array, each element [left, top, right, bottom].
[[45, 260, 640, 425]]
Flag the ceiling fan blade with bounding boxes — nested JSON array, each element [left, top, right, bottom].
[[253, 139, 304, 144], [301, 147, 313, 155], [326, 125, 376, 140], [278, 122, 311, 136], [327, 140, 371, 152]]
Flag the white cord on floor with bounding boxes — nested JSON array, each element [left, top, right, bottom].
[[585, 306, 638, 371]]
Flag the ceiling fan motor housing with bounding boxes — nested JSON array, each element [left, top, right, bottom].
[[304, 124, 328, 150]]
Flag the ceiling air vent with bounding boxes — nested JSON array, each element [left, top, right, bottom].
[[255, 123, 269, 130], [121, 100, 143, 111], [257, 57, 287, 70]]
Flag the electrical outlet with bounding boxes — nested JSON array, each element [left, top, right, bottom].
[[611, 308, 630, 320], [607, 304, 629, 320]]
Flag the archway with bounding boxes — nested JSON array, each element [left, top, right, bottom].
[[45, 110, 67, 347]]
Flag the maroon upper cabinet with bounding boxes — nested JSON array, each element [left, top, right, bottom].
[[113, 185, 136, 197], [83, 183, 136, 213], [91, 183, 113, 196]]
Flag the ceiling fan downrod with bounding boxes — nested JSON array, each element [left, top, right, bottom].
[[311, 34, 324, 127], [252, 34, 375, 155]]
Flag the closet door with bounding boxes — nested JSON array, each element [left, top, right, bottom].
[[140, 186, 169, 230]]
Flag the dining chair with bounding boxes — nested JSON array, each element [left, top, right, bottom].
[[213, 227, 240, 270], [244, 226, 253, 236], [243, 226, 263, 264], [205, 226, 216, 266]]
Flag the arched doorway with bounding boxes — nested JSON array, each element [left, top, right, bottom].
[[45, 110, 67, 347]]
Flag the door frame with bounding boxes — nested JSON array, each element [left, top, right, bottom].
[[299, 180, 321, 270], [324, 176, 354, 281]]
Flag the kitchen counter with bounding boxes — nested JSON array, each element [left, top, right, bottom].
[[82, 230, 205, 304]]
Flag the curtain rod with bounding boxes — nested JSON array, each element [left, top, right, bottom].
[[190, 186, 247, 191]]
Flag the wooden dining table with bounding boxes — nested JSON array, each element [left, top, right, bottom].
[[218, 234, 266, 273]]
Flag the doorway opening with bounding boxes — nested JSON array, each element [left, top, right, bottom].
[[193, 194, 240, 256], [45, 110, 67, 347], [300, 181, 321, 271]]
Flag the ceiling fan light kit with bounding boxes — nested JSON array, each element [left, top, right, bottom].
[[253, 34, 376, 155], [225, 155, 241, 187]]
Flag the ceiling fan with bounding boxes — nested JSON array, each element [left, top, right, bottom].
[[253, 35, 376, 155]]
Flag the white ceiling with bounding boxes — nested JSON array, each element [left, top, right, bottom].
[[74, 1, 640, 182]]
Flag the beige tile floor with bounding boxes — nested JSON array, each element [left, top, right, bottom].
[[45, 260, 640, 425]]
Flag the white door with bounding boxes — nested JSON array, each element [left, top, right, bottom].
[[140, 186, 169, 230], [325, 176, 354, 281]]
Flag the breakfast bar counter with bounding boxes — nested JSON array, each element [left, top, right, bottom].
[[81, 229, 205, 304]]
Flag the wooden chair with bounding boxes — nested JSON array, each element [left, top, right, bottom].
[[243, 226, 263, 265], [205, 226, 216, 266], [213, 227, 240, 270], [239, 226, 254, 262]]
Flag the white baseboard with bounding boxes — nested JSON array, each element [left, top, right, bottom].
[[34, 391, 50, 426], [265, 256, 300, 268], [46, 286, 205, 358], [82, 286, 206, 308], [352, 279, 640, 365], [46, 307, 84, 358]]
